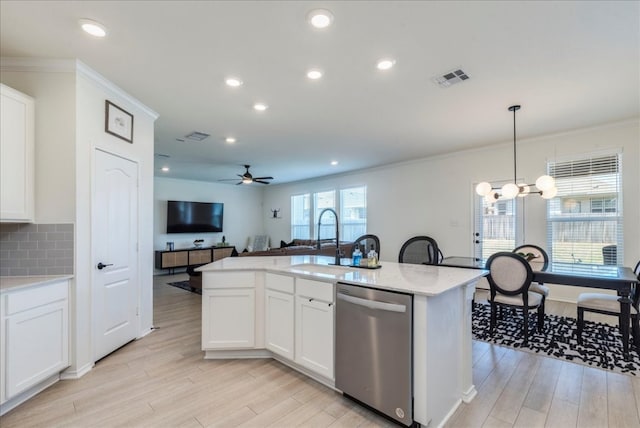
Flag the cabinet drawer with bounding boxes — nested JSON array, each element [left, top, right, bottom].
[[265, 273, 294, 294], [5, 280, 68, 315], [296, 278, 334, 302], [203, 272, 255, 289]]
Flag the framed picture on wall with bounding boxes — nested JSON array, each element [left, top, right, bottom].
[[105, 100, 134, 143]]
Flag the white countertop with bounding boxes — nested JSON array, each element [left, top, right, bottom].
[[197, 255, 487, 296], [0, 275, 73, 292]]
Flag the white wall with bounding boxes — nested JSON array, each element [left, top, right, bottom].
[[263, 120, 640, 301], [154, 177, 265, 261]]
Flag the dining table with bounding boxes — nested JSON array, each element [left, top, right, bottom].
[[440, 256, 640, 359]]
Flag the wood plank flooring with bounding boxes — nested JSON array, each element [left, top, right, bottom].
[[1, 275, 638, 428]]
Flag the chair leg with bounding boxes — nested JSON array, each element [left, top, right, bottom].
[[577, 307, 584, 345], [523, 308, 529, 343], [537, 301, 544, 332], [490, 302, 497, 334]]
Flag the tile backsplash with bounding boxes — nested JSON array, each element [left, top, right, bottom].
[[0, 223, 74, 276]]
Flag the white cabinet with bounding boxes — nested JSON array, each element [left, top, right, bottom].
[[0, 84, 35, 223], [295, 278, 335, 380], [202, 272, 256, 349], [1, 279, 69, 405], [264, 274, 294, 360]]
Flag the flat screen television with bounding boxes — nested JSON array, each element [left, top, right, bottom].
[[166, 200, 224, 233]]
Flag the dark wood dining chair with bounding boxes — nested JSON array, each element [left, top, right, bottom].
[[512, 244, 550, 316], [398, 236, 439, 265], [486, 252, 544, 343], [353, 234, 381, 259], [576, 260, 640, 346]]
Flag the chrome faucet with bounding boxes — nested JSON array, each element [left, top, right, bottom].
[[317, 208, 341, 265]]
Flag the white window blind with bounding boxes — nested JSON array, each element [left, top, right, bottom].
[[340, 186, 367, 241], [291, 193, 311, 239], [314, 190, 336, 240], [474, 181, 522, 260], [546, 153, 623, 265]]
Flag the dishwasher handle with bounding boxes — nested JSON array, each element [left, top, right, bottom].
[[337, 292, 407, 313]]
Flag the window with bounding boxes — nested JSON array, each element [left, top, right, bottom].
[[340, 186, 367, 241], [546, 153, 623, 265], [290, 186, 367, 242], [291, 193, 311, 239], [474, 181, 522, 260]]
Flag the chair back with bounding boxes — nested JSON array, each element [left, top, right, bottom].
[[398, 236, 439, 265], [354, 234, 381, 258], [512, 244, 549, 272], [486, 252, 534, 296]]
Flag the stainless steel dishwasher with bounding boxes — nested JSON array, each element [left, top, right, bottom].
[[335, 282, 413, 426]]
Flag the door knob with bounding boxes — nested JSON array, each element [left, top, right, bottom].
[[97, 262, 113, 270]]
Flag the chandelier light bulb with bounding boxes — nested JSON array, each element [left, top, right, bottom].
[[501, 183, 520, 199], [475, 182, 492, 196], [535, 175, 555, 191], [541, 186, 558, 199], [484, 192, 499, 204], [517, 183, 530, 197]]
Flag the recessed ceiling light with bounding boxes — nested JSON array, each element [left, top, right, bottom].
[[79, 19, 107, 38], [307, 69, 323, 80], [376, 59, 396, 70], [161, 166, 170, 172], [307, 9, 334, 29], [225, 137, 236, 144], [225, 77, 243, 87], [331, 160, 338, 166], [253, 103, 268, 112]]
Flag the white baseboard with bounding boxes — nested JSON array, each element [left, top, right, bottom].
[[60, 361, 93, 380]]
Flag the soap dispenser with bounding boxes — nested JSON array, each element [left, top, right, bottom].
[[352, 244, 362, 267], [367, 244, 378, 268]]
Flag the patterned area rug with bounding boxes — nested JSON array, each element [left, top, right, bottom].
[[167, 280, 202, 295], [473, 303, 639, 376]]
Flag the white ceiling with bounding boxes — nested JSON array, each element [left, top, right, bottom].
[[1, 1, 638, 184]]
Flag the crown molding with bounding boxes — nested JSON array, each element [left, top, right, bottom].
[[1, 57, 159, 120]]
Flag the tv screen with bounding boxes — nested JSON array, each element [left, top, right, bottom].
[[166, 200, 224, 233]]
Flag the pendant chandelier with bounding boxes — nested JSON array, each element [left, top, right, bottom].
[[475, 105, 557, 203]]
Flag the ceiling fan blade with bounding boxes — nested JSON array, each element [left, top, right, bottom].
[[253, 176, 273, 180], [236, 181, 243, 185], [218, 178, 239, 181], [254, 180, 271, 184]]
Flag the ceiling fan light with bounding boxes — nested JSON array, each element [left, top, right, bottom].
[[535, 175, 555, 191], [475, 181, 492, 196], [501, 183, 519, 199]]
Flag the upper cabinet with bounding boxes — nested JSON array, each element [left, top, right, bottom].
[[1, 84, 35, 223]]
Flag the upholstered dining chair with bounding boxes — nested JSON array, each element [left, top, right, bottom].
[[354, 234, 381, 259], [512, 244, 550, 314], [486, 252, 544, 343], [398, 236, 439, 265], [576, 260, 640, 346]]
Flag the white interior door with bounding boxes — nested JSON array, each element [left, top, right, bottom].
[[93, 149, 138, 361]]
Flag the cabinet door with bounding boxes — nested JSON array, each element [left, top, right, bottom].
[[5, 299, 69, 398], [265, 289, 294, 359], [202, 288, 255, 349], [190, 249, 212, 265], [0, 84, 34, 222], [295, 296, 334, 379]]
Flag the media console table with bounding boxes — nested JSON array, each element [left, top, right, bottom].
[[155, 246, 235, 273]]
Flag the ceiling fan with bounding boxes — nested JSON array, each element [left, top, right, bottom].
[[219, 165, 274, 185]]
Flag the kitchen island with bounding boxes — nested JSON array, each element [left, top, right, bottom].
[[197, 255, 486, 427]]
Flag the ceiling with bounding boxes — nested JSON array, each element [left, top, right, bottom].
[[1, 1, 638, 185]]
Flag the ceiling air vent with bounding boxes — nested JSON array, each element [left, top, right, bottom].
[[183, 131, 210, 141], [432, 68, 470, 88]]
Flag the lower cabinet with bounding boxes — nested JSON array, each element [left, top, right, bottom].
[[265, 274, 294, 360], [295, 284, 334, 380], [1, 279, 69, 407], [202, 271, 335, 380], [201, 272, 256, 349]]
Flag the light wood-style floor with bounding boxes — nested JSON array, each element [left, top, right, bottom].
[[1, 275, 638, 428]]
